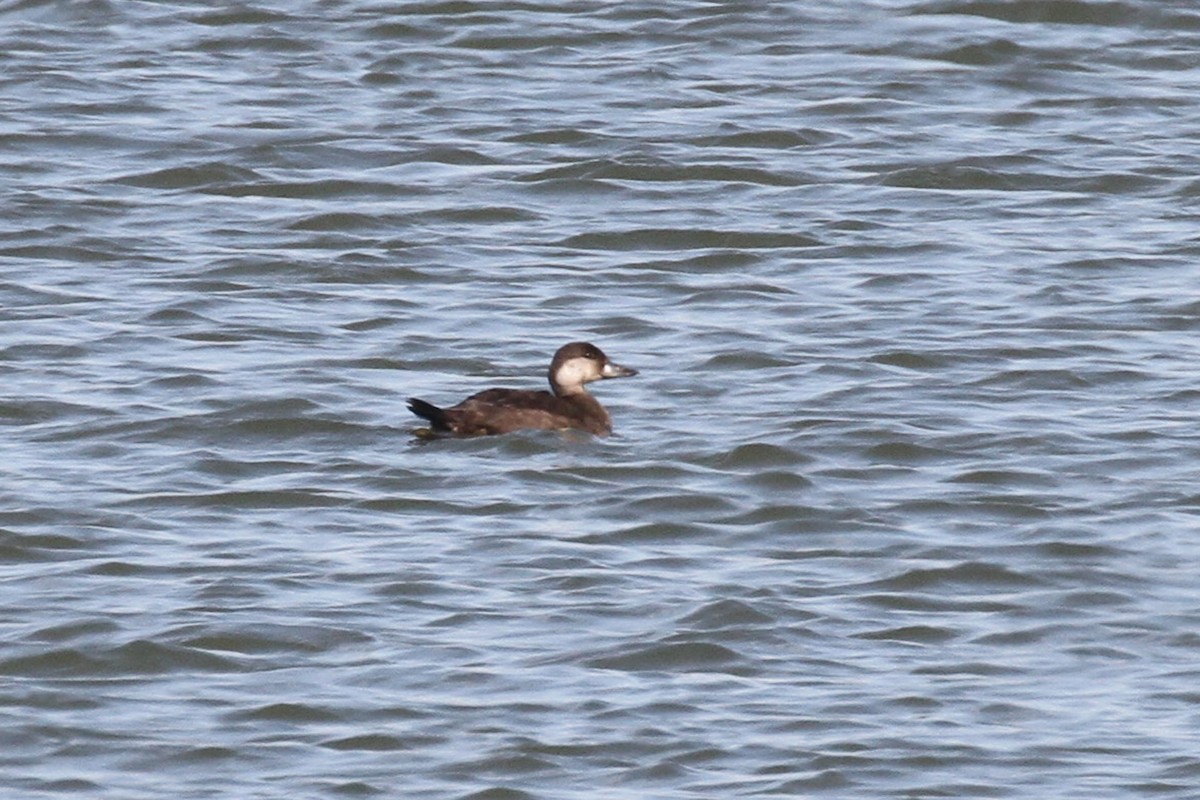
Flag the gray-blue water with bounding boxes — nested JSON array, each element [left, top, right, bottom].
[[4, 1, 1200, 798]]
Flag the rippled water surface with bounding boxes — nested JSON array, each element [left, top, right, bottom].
[[4, 1, 1200, 798]]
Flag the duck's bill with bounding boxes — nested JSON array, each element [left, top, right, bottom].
[[601, 361, 638, 379]]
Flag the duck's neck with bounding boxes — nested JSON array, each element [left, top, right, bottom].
[[550, 380, 587, 398]]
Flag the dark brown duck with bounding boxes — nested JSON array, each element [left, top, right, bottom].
[[408, 342, 638, 436]]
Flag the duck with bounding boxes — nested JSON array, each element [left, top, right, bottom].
[[408, 342, 638, 436]]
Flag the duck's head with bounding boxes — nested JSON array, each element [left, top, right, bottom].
[[548, 341, 638, 396]]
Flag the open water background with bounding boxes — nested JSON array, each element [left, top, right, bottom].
[[4, 1, 1200, 798]]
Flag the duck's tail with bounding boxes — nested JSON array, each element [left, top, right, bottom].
[[407, 398, 446, 428]]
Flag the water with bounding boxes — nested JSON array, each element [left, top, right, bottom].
[[3, 1, 1200, 797]]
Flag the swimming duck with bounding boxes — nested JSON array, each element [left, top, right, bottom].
[[408, 342, 637, 436]]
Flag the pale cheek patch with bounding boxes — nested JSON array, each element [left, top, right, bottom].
[[557, 358, 600, 387]]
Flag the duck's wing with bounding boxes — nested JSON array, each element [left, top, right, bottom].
[[445, 389, 587, 435], [460, 388, 559, 410]]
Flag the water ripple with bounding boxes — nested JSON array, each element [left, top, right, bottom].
[[3, 0, 1199, 798]]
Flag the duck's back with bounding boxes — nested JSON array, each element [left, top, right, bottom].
[[425, 388, 610, 436]]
